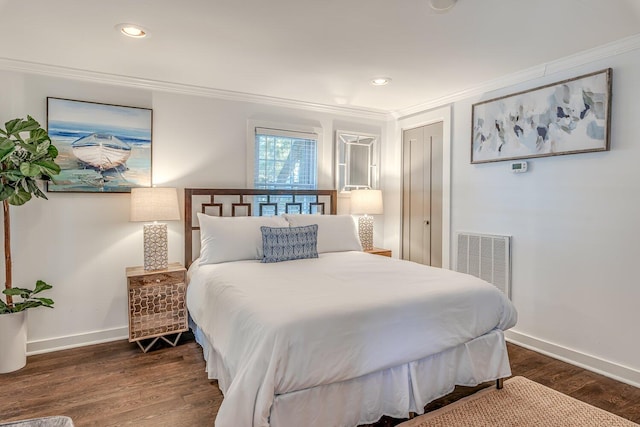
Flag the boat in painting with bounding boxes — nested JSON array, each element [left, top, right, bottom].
[[71, 133, 132, 171]]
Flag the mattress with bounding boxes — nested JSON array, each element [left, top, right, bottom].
[[187, 251, 517, 427]]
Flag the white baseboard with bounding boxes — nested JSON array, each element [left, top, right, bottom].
[[505, 330, 640, 388], [26, 326, 640, 389], [27, 327, 129, 355]]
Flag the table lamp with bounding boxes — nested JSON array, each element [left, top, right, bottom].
[[350, 189, 383, 251], [130, 187, 180, 271]]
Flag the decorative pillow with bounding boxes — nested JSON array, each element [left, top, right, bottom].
[[197, 213, 289, 265], [282, 214, 362, 253], [261, 225, 319, 263]]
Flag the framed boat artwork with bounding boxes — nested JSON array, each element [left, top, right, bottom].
[[46, 97, 152, 192]]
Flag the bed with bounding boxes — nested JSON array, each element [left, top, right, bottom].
[[184, 188, 517, 427]]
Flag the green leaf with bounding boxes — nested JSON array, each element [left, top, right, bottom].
[[18, 141, 37, 155], [0, 139, 15, 162], [7, 187, 31, 206], [47, 145, 59, 159], [1, 170, 24, 182], [0, 137, 15, 148], [20, 162, 41, 177], [0, 149, 16, 163], [33, 297, 54, 306], [34, 160, 61, 176], [26, 179, 47, 200], [33, 280, 52, 294], [34, 141, 51, 157], [14, 301, 39, 311], [0, 185, 13, 201], [35, 186, 47, 199], [5, 116, 41, 136], [3, 287, 32, 298], [0, 115, 61, 207], [30, 128, 50, 144], [4, 118, 22, 135], [1, 280, 54, 312]]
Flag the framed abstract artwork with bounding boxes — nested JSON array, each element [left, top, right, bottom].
[[46, 97, 152, 192], [471, 68, 612, 164]]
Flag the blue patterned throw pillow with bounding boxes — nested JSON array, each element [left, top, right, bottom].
[[261, 225, 319, 263]]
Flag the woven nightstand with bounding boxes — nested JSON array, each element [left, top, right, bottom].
[[126, 262, 188, 352]]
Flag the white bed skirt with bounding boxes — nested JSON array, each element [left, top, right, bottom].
[[192, 322, 511, 427]]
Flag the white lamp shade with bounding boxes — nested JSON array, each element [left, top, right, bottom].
[[350, 189, 383, 215], [130, 187, 180, 222]]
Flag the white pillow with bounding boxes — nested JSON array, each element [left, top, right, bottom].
[[197, 213, 289, 264], [283, 214, 362, 253]]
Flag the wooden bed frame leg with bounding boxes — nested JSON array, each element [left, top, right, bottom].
[[409, 412, 417, 419], [496, 378, 504, 389]]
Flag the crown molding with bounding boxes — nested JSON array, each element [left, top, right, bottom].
[[3, 33, 640, 123], [392, 33, 640, 119], [0, 57, 391, 122]]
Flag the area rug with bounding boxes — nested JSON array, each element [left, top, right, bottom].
[[399, 376, 638, 427]]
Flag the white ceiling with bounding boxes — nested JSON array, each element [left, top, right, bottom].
[[1, 0, 639, 114]]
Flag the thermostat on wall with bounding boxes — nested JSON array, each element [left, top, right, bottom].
[[510, 161, 528, 173]]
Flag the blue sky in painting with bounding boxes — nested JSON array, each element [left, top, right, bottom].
[[47, 98, 151, 145]]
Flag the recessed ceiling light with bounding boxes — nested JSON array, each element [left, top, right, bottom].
[[429, 0, 457, 13], [115, 23, 148, 38], [371, 77, 391, 86]]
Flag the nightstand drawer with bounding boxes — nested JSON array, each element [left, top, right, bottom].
[[126, 263, 187, 342], [128, 270, 183, 289], [365, 247, 392, 257]]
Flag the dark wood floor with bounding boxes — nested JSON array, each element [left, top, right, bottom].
[[1, 336, 639, 426]]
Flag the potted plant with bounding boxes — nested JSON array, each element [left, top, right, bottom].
[[0, 115, 60, 373]]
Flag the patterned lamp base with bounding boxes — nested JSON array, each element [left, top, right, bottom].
[[143, 223, 169, 271], [358, 215, 374, 251]]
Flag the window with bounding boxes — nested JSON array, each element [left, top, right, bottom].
[[252, 127, 319, 214], [254, 127, 317, 190]]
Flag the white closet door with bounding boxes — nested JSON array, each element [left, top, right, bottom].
[[402, 122, 443, 267]]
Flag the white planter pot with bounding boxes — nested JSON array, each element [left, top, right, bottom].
[[0, 310, 27, 373]]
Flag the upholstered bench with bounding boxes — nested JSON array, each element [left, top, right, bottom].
[[0, 416, 74, 427]]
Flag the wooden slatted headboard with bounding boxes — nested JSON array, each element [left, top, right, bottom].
[[184, 188, 337, 267]]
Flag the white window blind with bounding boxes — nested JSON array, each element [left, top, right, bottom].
[[254, 127, 318, 190]]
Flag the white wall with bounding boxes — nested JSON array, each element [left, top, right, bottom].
[[383, 45, 640, 386], [4, 40, 639, 387], [0, 70, 387, 352]]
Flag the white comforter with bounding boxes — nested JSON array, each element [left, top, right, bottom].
[[187, 251, 517, 427]]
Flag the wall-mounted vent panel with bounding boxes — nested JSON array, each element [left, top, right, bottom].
[[456, 232, 511, 299]]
